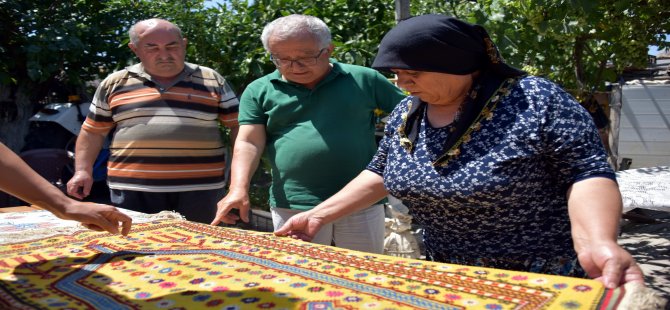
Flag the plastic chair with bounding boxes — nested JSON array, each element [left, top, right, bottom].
[[19, 148, 71, 190]]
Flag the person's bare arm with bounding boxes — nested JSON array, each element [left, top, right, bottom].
[[0, 143, 131, 235], [568, 177, 644, 288], [274, 170, 388, 241], [211, 124, 266, 225], [66, 130, 105, 199]]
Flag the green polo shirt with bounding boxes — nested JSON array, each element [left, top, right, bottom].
[[239, 61, 406, 210]]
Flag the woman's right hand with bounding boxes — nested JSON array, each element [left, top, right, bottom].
[[577, 241, 645, 289]]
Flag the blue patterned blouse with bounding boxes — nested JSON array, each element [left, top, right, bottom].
[[367, 76, 615, 276]]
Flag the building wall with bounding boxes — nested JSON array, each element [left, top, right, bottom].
[[618, 83, 670, 168]]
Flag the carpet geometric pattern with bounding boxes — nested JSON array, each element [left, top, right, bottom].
[[0, 220, 622, 309]]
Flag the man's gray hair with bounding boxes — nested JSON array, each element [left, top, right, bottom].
[[260, 14, 332, 52], [128, 18, 183, 45]]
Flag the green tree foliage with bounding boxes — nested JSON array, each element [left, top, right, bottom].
[[0, 0, 208, 150], [0, 0, 399, 151], [2, 0, 667, 150]]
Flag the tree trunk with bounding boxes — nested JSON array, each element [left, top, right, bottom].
[[573, 35, 586, 94], [0, 83, 35, 153]]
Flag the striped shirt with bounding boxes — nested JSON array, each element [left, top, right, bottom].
[[82, 63, 239, 192]]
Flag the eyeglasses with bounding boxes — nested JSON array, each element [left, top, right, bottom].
[[270, 48, 326, 68]]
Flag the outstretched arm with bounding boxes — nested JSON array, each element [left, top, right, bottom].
[[274, 170, 388, 241], [0, 143, 131, 235], [211, 124, 266, 225], [568, 177, 644, 288]]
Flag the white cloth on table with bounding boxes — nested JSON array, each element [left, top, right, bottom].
[[616, 166, 670, 213]]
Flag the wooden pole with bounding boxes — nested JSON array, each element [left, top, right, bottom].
[[395, 0, 410, 23], [608, 83, 623, 170]]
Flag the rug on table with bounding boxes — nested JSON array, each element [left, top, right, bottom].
[[0, 219, 631, 309]]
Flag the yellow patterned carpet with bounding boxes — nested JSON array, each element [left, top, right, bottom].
[[0, 219, 622, 309]]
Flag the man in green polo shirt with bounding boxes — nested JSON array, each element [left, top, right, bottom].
[[210, 14, 405, 254]]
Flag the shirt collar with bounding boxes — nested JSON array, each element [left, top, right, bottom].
[[126, 62, 197, 84]]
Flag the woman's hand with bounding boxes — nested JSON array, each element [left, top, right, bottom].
[[568, 177, 644, 288], [577, 241, 645, 289], [273, 210, 326, 242], [274, 170, 387, 242]]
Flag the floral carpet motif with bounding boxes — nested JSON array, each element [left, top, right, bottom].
[[0, 220, 624, 309]]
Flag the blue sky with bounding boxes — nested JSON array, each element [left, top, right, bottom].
[[649, 34, 669, 55], [204, 0, 227, 8], [649, 45, 669, 56]]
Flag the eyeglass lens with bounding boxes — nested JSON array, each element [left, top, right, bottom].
[[271, 49, 325, 68]]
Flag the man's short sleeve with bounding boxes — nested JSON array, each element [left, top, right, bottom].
[[214, 72, 240, 128], [372, 71, 406, 114], [81, 74, 117, 136], [238, 80, 267, 125]]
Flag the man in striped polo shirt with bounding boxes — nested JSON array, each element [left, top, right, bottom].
[[66, 19, 239, 223]]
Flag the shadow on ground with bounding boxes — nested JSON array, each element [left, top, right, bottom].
[[619, 209, 670, 303]]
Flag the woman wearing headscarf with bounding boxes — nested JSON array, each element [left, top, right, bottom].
[[275, 14, 643, 288]]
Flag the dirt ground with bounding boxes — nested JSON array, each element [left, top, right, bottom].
[[618, 208, 670, 304]]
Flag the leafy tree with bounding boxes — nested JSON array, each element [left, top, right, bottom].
[[1, 0, 125, 150], [0, 0, 207, 151], [0, 0, 400, 152], [3, 0, 666, 153]]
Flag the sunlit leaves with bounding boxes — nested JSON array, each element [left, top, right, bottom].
[[2, 0, 667, 103]]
